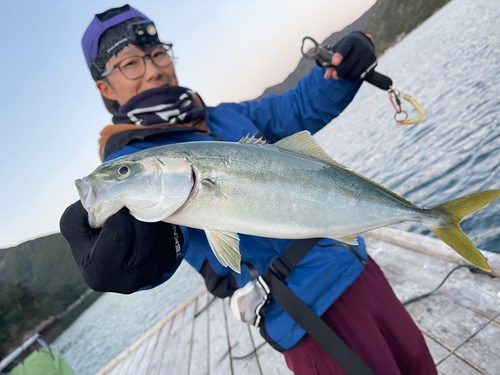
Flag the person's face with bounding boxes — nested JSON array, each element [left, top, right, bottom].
[[96, 43, 178, 105]]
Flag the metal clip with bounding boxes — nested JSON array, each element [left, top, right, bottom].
[[301, 35, 425, 126], [388, 88, 425, 126], [301, 36, 335, 67]]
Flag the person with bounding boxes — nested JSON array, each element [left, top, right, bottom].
[[60, 5, 437, 374]]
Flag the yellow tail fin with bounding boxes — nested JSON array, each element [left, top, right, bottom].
[[426, 190, 500, 272]]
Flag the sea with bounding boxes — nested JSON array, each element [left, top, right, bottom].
[[51, 0, 500, 373]]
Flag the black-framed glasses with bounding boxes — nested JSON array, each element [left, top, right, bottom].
[[100, 43, 174, 80]]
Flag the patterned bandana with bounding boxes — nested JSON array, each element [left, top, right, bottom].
[[98, 85, 208, 161], [112, 85, 204, 125]]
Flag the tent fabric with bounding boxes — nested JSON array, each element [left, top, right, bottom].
[[10, 349, 75, 375]]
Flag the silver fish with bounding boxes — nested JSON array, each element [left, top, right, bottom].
[[76, 131, 500, 273]]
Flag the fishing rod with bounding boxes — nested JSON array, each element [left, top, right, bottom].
[[301, 36, 425, 126]]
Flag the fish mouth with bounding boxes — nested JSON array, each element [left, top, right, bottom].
[[75, 178, 106, 228]]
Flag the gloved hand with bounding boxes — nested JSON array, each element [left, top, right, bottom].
[[60, 200, 182, 294], [323, 31, 377, 82]]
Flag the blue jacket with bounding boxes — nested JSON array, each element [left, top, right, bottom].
[[106, 66, 368, 350]]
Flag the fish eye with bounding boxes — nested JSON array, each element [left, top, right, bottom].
[[116, 165, 132, 179]]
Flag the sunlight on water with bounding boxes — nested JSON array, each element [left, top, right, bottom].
[[316, 0, 500, 252]]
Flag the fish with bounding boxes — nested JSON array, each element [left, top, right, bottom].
[[76, 131, 500, 273]]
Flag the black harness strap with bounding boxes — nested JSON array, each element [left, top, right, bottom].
[[261, 239, 374, 375]]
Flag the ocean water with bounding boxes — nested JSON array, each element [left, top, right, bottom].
[[316, 0, 500, 252], [52, 0, 500, 373], [51, 262, 204, 375]]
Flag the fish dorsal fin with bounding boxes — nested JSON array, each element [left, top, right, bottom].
[[275, 131, 416, 207], [274, 131, 347, 168], [239, 133, 268, 146]]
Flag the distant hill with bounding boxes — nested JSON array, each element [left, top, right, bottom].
[[0, 233, 88, 358], [365, 0, 451, 56], [0, 233, 85, 297], [254, 0, 451, 100]]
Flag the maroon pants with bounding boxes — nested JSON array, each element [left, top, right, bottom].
[[283, 257, 437, 375]]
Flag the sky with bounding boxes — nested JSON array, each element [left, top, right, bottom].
[[0, 0, 376, 248]]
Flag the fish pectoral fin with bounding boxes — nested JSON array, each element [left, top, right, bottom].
[[331, 235, 359, 246], [201, 178, 228, 200], [204, 230, 241, 273]]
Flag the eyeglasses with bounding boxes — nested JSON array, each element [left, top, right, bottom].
[[101, 43, 174, 80]]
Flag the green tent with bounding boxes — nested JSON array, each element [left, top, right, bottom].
[[10, 348, 75, 375]]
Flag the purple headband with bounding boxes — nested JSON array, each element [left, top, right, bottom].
[[82, 4, 149, 70]]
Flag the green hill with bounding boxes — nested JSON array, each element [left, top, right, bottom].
[[0, 233, 83, 295], [0, 233, 88, 358]]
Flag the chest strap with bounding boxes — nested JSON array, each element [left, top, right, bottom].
[[261, 239, 374, 375]]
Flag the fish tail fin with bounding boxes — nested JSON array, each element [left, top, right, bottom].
[[424, 190, 500, 272]]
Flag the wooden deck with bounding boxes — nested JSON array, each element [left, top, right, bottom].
[[96, 228, 500, 375], [96, 288, 292, 375]]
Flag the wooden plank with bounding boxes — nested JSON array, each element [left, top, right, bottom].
[[155, 307, 187, 374], [367, 237, 461, 301], [378, 259, 500, 373], [365, 228, 500, 276], [186, 298, 197, 375], [96, 287, 206, 375], [131, 330, 161, 375], [367, 233, 500, 374], [224, 298, 262, 375], [384, 275, 489, 348], [106, 342, 141, 375], [145, 318, 174, 375], [367, 235, 457, 286], [248, 325, 266, 347], [208, 297, 232, 374], [105, 354, 126, 375], [120, 333, 155, 375], [189, 292, 210, 375], [431, 270, 500, 320], [170, 299, 197, 375], [249, 325, 293, 375], [423, 334, 483, 375], [369, 236, 500, 316], [437, 356, 485, 375], [423, 333, 450, 363], [116, 343, 141, 375], [454, 320, 500, 375]]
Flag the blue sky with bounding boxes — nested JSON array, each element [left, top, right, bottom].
[[0, 0, 375, 248]]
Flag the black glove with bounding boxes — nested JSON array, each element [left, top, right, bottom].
[[329, 31, 377, 82], [60, 201, 183, 294]]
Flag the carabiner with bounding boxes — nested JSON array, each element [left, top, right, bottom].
[[388, 89, 425, 126]]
